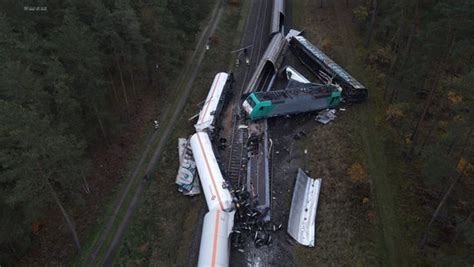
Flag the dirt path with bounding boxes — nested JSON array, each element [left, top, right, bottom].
[[100, 4, 225, 263], [84, 108, 168, 266], [359, 105, 403, 266], [333, 1, 357, 62], [83, 1, 226, 266]]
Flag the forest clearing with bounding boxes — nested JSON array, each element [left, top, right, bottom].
[[0, 0, 472, 266]]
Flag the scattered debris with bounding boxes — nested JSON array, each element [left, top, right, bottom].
[[218, 137, 227, 150], [183, 176, 201, 196], [315, 109, 336, 124], [175, 138, 201, 195], [188, 113, 200, 121], [285, 29, 303, 41], [293, 131, 306, 140], [284, 65, 311, 84], [287, 169, 322, 247], [231, 186, 282, 250], [177, 138, 187, 165]]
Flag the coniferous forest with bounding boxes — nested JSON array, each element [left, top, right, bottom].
[[0, 0, 473, 265], [358, 0, 473, 263], [0, 0, 211, 263]]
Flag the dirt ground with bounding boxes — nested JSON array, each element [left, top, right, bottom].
[[287, 0, 403, 265], [276, 109, 377, 266]]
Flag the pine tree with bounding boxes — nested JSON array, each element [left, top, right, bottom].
[[0, 100, 88, 253], [49, 9, 109, 141]]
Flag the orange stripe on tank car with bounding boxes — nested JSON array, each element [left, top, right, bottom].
[[197, 133, 225, 210], [211, 210, 221, 267]]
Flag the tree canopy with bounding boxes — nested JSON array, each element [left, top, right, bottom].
[[0, 0, 211, 263], [358, 0, 474, 263]]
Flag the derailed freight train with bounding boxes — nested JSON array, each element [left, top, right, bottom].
[[194, 72, 233, 136], [197, 210, 235, 267], [190, 72, 236, 267], [289, 35, 368, 102], [242, 83, 342, 120], [190, 132, 234, 212]]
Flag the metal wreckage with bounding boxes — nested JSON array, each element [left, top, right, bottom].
[[173, 4, 367, 265]]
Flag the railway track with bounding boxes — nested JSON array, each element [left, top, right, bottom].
[[226, 112, 248, 187], [226, 0, 270, 188]]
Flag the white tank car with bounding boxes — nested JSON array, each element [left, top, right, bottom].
[[197, 210, 235, 267], [190, 132, 234, 211], [194, 72, 229, 134]]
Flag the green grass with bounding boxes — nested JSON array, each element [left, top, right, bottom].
[[349, 72, 427, 266], [352, 71, 402, 265], [114, 2, 248, 265], [292, 0, 305, 29], [351, 42, 428, 265], [292, 55, 407, 266], [292, 0, 427, 266]]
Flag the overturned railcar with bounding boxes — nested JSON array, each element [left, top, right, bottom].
[[195, 72, 233, 135], [242, 83, 342, 120], [244, 33, 286, 95], [290, 35, 368, 102], [284, 65, 311, 84], [190, 132, 234, 212], [270, 0, 285, 35]]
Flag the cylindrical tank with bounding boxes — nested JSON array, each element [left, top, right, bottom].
[[198, 210, 235, 267], [194, 72, 229, 133], [190, 132, 234, 211]]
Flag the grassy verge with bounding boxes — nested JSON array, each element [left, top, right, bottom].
[[293, 0, 425, 265], [114, 2, 248, 265], [345, 59, 426, 265], [292, 0, 305, 29]]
